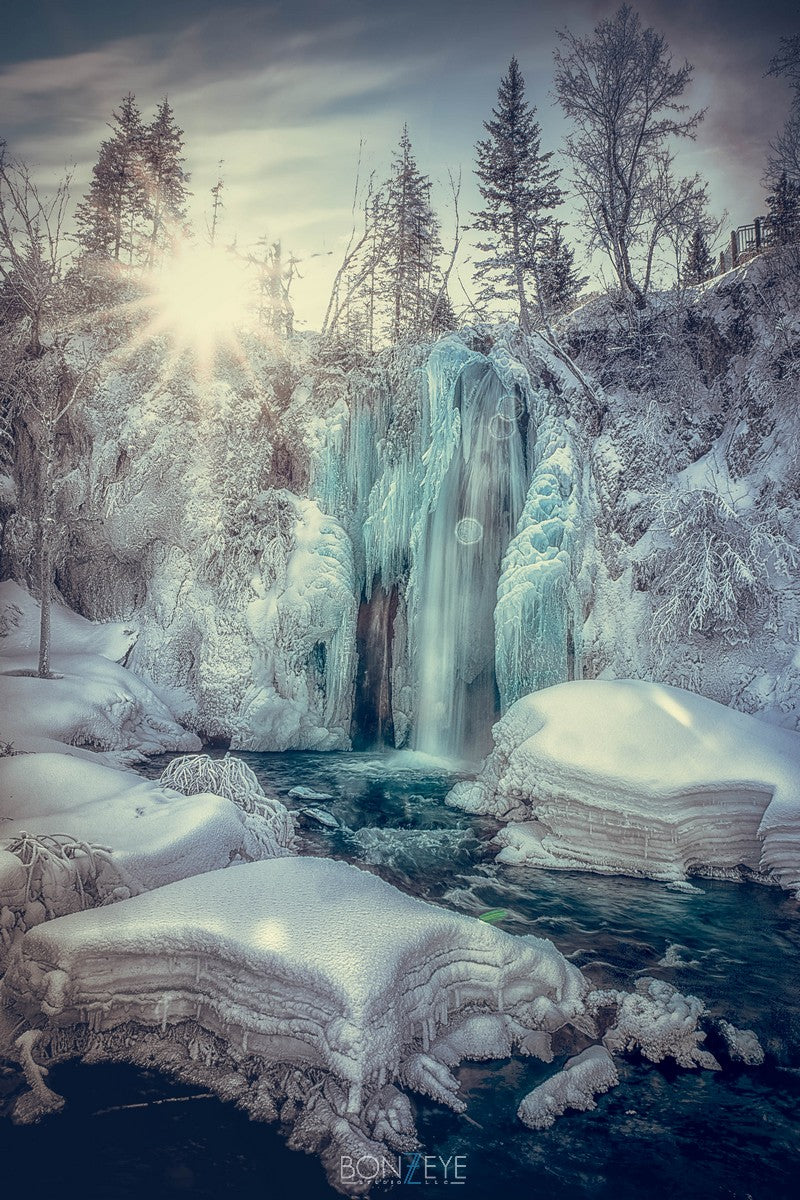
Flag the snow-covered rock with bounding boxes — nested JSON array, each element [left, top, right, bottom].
[[448, 679, 800, 896], [517, 1045, 619, 1130], [1, 856, 588, 1191]]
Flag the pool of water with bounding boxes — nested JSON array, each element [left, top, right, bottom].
[[3, 750, 800, 1199]]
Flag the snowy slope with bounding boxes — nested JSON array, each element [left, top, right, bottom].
[[0, 581, 199, 760], [449, 679, 800, 894]]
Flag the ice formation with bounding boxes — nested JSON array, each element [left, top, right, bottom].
[[517, 1045, 619, 1130], [0, 856, 589, 1191], [591, 978, 720, 1070], [495, 404, 582, 711], [448, 679, 800, 895], [310, 335, 549, 757]]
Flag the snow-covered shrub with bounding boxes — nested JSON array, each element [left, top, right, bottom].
[[159, 752, 295, 849], [1, 830, 139, 936], [648, 488, 798, 650]]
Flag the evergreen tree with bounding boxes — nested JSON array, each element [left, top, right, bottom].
[[472, 57, 562, 331], [766, 172, 800, 245], [682, 226, 715, 285], [143, 98, 190, 267], [380, 127, 443, 342], [75, 94, 148, 263], [536, 225, 586, 315]]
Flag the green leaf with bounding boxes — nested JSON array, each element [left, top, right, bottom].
[[477, 908, 508, 924]]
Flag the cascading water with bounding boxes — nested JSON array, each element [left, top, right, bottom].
[[412, 360, 528, 760], [308, 334, 579, 758]]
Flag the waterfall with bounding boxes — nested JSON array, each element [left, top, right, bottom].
[[307, 334, 580, 759], [412, 360, 528, 760]]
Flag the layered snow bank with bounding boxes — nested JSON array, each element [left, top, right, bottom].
[[448, 680, 800, 895], [1, 856, 586, 1189], [0, 753, 294, 960], [0, 582, 198, 760]]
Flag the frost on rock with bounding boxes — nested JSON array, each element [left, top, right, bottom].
[[517, 1045, 619, 1130], [0, 582, 199, 761], [159, 753, 295, 852], [448, 679, 800, 896], [591, 978, 720, 1070], [0, 857, 588, 1192], [715, 1019, 765, 1065], [0, 753, 292, 963]]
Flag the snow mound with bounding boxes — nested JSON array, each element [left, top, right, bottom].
[[448, 680, 800, 896], [0, 581, 135, 662], [0, 583, 199, 760], [1, 856, 587, 1192], [517, 1045, 618, 1129], [0, 753, 291, 956]]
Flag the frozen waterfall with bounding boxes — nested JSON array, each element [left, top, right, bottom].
[[308, 334, 580, 758], [412, 356, 528, 759]]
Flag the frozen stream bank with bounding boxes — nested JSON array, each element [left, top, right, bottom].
[[2, 751, 798, 1200]]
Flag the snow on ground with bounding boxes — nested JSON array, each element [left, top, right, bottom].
[[0, 582, 199, 760], [448, 679, 800, 896], [0, 753, 294, 962]]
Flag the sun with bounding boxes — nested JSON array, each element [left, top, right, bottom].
[[148, 242, 254, 365]]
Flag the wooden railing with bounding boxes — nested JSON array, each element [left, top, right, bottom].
[[719, 215, 797, 272]]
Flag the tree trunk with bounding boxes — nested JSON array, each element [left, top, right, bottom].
[[37, 536, 52, 679]]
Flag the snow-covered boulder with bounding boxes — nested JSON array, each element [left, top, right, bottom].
[[0, 753, 294, 957], [517, 1045, 619, 1130], [1, 856, 587, 1191], [448, 679, 800, 896]]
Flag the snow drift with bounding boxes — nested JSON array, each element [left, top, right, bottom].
[[0, 752, 295, 963], [0, 581, 198, 760], [448, 679, 800, 895]]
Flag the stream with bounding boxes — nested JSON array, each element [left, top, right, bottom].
[[2, 750, 799, 1198]]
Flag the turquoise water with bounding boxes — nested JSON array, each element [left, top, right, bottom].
[[2, 750, 799, 1198]]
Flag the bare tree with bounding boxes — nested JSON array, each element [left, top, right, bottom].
[[0, 148, 95, 677], [0, 145, 72, 356], [553, 5, 704, 309], [12, 349, 94, 677]]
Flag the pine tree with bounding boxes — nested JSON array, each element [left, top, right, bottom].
[[766, 172, 800, 245], [473, 58, 562, 331], [682, 226, 715, 285], [75, 94, 149, 263], [380, 127, 443, 342], [536, 225, 586, 315], [143, 98, 190, 267]]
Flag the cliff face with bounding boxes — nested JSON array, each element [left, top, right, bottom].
[[2, 248, 798, 749]]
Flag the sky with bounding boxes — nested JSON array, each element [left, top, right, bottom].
[[1, 0, 798, 327]]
